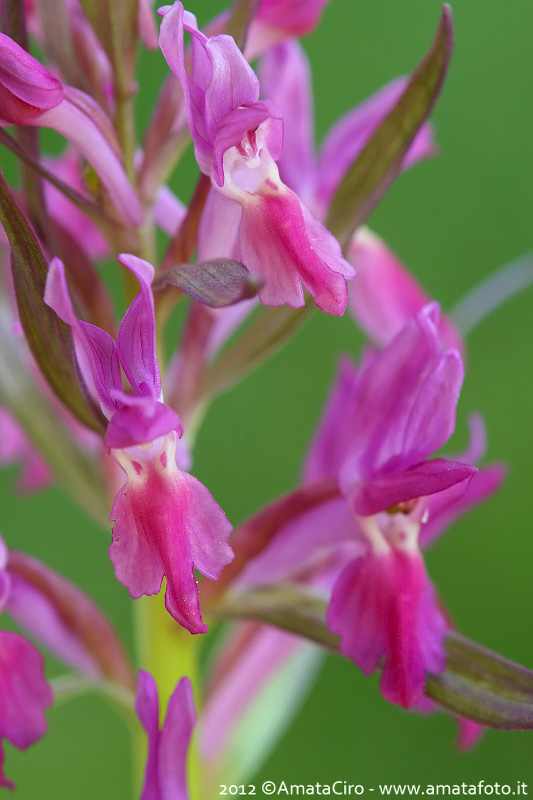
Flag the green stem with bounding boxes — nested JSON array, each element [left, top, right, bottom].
[[134, 590, 204, 800]]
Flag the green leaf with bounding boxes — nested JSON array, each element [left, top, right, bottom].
[[0, 172, 106, 434], [326, 4, 453, 248], [153, 258, 263, 308], [426, 632, 533, 730], [212, 582, 533, 730]]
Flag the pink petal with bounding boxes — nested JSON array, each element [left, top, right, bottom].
[[45, 258, 122, 419], [159, 2, 261, 177], [327, 549, 446, 707], [109, 436, 233, 635], [259, 40, 316, 203], [0, 32, 63, 124], [354, 459, 476, 517], [116, 254, 160, 399], [0, 630, 52, 785], [238, 188, 353, 314], [237, 495, 360, 588], [159, 676, 196, 799], [302, 357, 364, 484], [5, 550, 134, 686]]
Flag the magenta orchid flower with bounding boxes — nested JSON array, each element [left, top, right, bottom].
[[0, 32, 141, 227], [136, 671, 195, 800], [0, 537, 52, 790], [44, 254, 233, 635], [302, 304, 476, 705], [0, 630, 52, 790], [235, 304, 480, 708], [159, 2, 354, 315]]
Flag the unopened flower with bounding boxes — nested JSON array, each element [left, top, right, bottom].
[[136, 671, 195, 799], [0, 33, 141, 227]]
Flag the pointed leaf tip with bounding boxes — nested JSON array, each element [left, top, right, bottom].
[[326, 4, 454, 247]]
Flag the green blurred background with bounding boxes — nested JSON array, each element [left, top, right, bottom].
[[1, 0, 533, 795]]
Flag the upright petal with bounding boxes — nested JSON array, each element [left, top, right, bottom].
[[44, 258, 122, 419], [116, 254, 161, 399], [259, 40, 316, 202]]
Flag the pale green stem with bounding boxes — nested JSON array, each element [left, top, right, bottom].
[[134, 590, 204, 800]]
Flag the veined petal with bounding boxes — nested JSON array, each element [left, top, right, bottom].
[[159, 2, 260, 176], [402, 350, 464, 463], [327, 549, 446, 707], [338, 304, 446, 479], [110, 435, 233, 635], [105, 399, 183, 450], [354, 459, 476, 517], [237, 188, 353, 314], [159, 676, 196, 799], [116, 254, 160, 399]]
